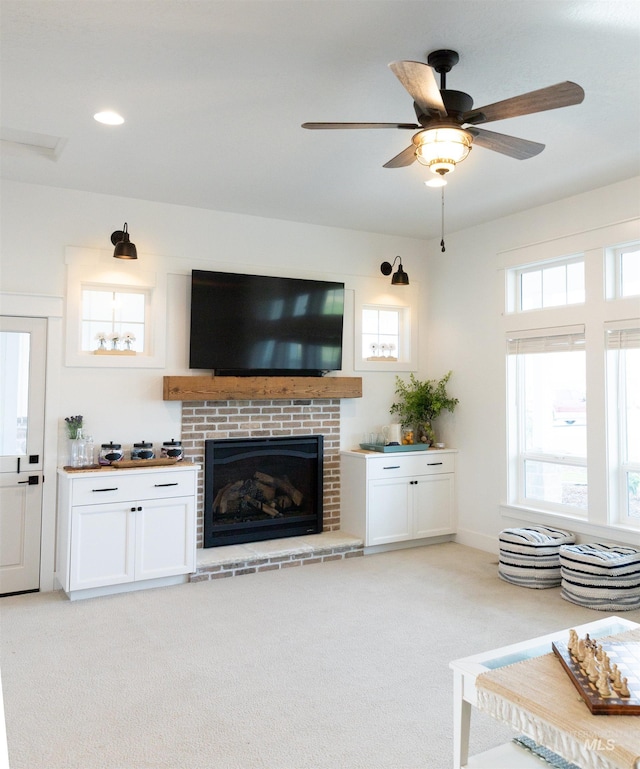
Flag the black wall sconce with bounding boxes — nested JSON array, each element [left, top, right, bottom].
[[380, 256, 409, 285], [111, 222, 137, 260]]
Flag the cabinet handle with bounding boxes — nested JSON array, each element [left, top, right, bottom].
[[427, 462, 443, 466], [383, 465, 401, 470], [154, 482, 179, 487], [92, 487, 118, 492]]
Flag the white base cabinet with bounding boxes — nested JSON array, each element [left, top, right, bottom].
[[340, 449, 456, 548], [57, 464, 198, 599]]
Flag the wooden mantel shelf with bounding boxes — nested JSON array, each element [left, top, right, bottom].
[[163, 375, 363, 401]]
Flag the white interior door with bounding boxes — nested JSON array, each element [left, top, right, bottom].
[[0, 316, 46, 595]]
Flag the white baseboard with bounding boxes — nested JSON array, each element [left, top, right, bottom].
[[454, 528, 499, 555], [363, 534, 454, 555]]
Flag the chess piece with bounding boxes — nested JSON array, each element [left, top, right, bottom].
[[612, 664, 622, 690], [585, 648, 599, 682], [619, 677, 630, 698], [596, 666, 612, 697], [576, 638, 586, 662], [568, 629, 578, 654]]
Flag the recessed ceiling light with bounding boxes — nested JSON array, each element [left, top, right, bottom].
[[425, 177, 447, 188], [94, 111, 124, 125]]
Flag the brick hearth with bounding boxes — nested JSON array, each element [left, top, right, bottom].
[[180, 398, 344, 550], [191, 530, 363, 581]]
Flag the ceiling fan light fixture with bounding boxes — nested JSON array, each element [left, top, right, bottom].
[[415, 126, 472, 174]]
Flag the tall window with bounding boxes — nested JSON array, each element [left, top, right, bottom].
[[606, 325, 640, 527], [507, 328, 587, 514]]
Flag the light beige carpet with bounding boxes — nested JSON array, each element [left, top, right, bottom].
[[2, 542, 638, 769]]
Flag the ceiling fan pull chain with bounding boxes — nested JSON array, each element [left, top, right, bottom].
[[440, 187, 446, 252]]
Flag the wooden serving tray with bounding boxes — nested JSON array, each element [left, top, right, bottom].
[[111, 458, 179, 468], [62, 458, 182, 472]]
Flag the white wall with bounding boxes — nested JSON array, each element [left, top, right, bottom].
[[0, 179, 431, 447], [0, 179, 431, 587], [422, 175, 640, 551], [2, 175, 638, 589]]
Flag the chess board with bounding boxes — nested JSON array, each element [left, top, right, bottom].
[[552, 640, 640, 715]]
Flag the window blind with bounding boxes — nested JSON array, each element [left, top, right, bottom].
[[605, 326, 640, 350], [506, 325, 585, 355]]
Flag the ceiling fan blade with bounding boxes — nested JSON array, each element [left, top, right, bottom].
[[388, 61, 447, 117], [467, 127, 545, 159], [462, 81, 585, 125], [302, 122, 419, 130], [383, 144, 417, 168]]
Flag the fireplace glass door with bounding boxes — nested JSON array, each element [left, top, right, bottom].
[[204, 436, 323, 547]]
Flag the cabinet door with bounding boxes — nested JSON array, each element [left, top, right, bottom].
[[70, 504, 134, 590], [367, 478, 412, 546], [135, 496, 195, 581], [413, 474, 455, 538]]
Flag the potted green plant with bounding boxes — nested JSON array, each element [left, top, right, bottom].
[[390, 371, 458, 445]]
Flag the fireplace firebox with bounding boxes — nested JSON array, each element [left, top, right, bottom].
[[204, 435, 324, 547]]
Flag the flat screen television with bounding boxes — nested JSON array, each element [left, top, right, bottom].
[[189, 270, 345, 376]]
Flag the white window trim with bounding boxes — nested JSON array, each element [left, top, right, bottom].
[[65, 246, 166, 368], [353, 276, 418, 372], [499, 217, 640, 544]]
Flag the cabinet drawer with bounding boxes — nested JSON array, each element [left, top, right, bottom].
[[70, 470, 196, 506], [366, 453, 454, 480]]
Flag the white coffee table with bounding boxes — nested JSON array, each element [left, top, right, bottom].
[[449, 615, 640, 769]]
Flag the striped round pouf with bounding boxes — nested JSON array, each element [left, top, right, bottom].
[[559, 543, 640, 611], [498, 526, 576, 589]]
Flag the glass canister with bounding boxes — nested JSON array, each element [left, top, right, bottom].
[[131, 441, 155, 460], [83, 434, 95, 466], [161, 439, 183, 461], [70, 429, 86, 468], [99, 442, 123, 465]]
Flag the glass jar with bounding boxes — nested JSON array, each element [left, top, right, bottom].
[[83, 434, 95, 466], [99, 442, 123, 465], [161, 439, 183, 461], [131, 441, 155, 460], [70, 429, 86, 468]]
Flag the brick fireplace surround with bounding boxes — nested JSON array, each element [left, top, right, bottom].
[[180, 398, 364, 579]]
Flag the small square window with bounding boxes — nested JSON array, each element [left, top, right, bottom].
[[362, 308, 400, 360], [81, 287, 148, 352]]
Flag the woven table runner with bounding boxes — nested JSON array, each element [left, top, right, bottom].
[[476, 628, 640, 769]]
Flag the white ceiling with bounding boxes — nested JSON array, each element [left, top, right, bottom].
[[1, 1, 639, 240]]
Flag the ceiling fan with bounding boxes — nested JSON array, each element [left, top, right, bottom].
[[302, 49, 585, 177]]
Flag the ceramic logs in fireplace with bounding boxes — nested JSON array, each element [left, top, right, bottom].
[[204, 435, 324, 547]]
